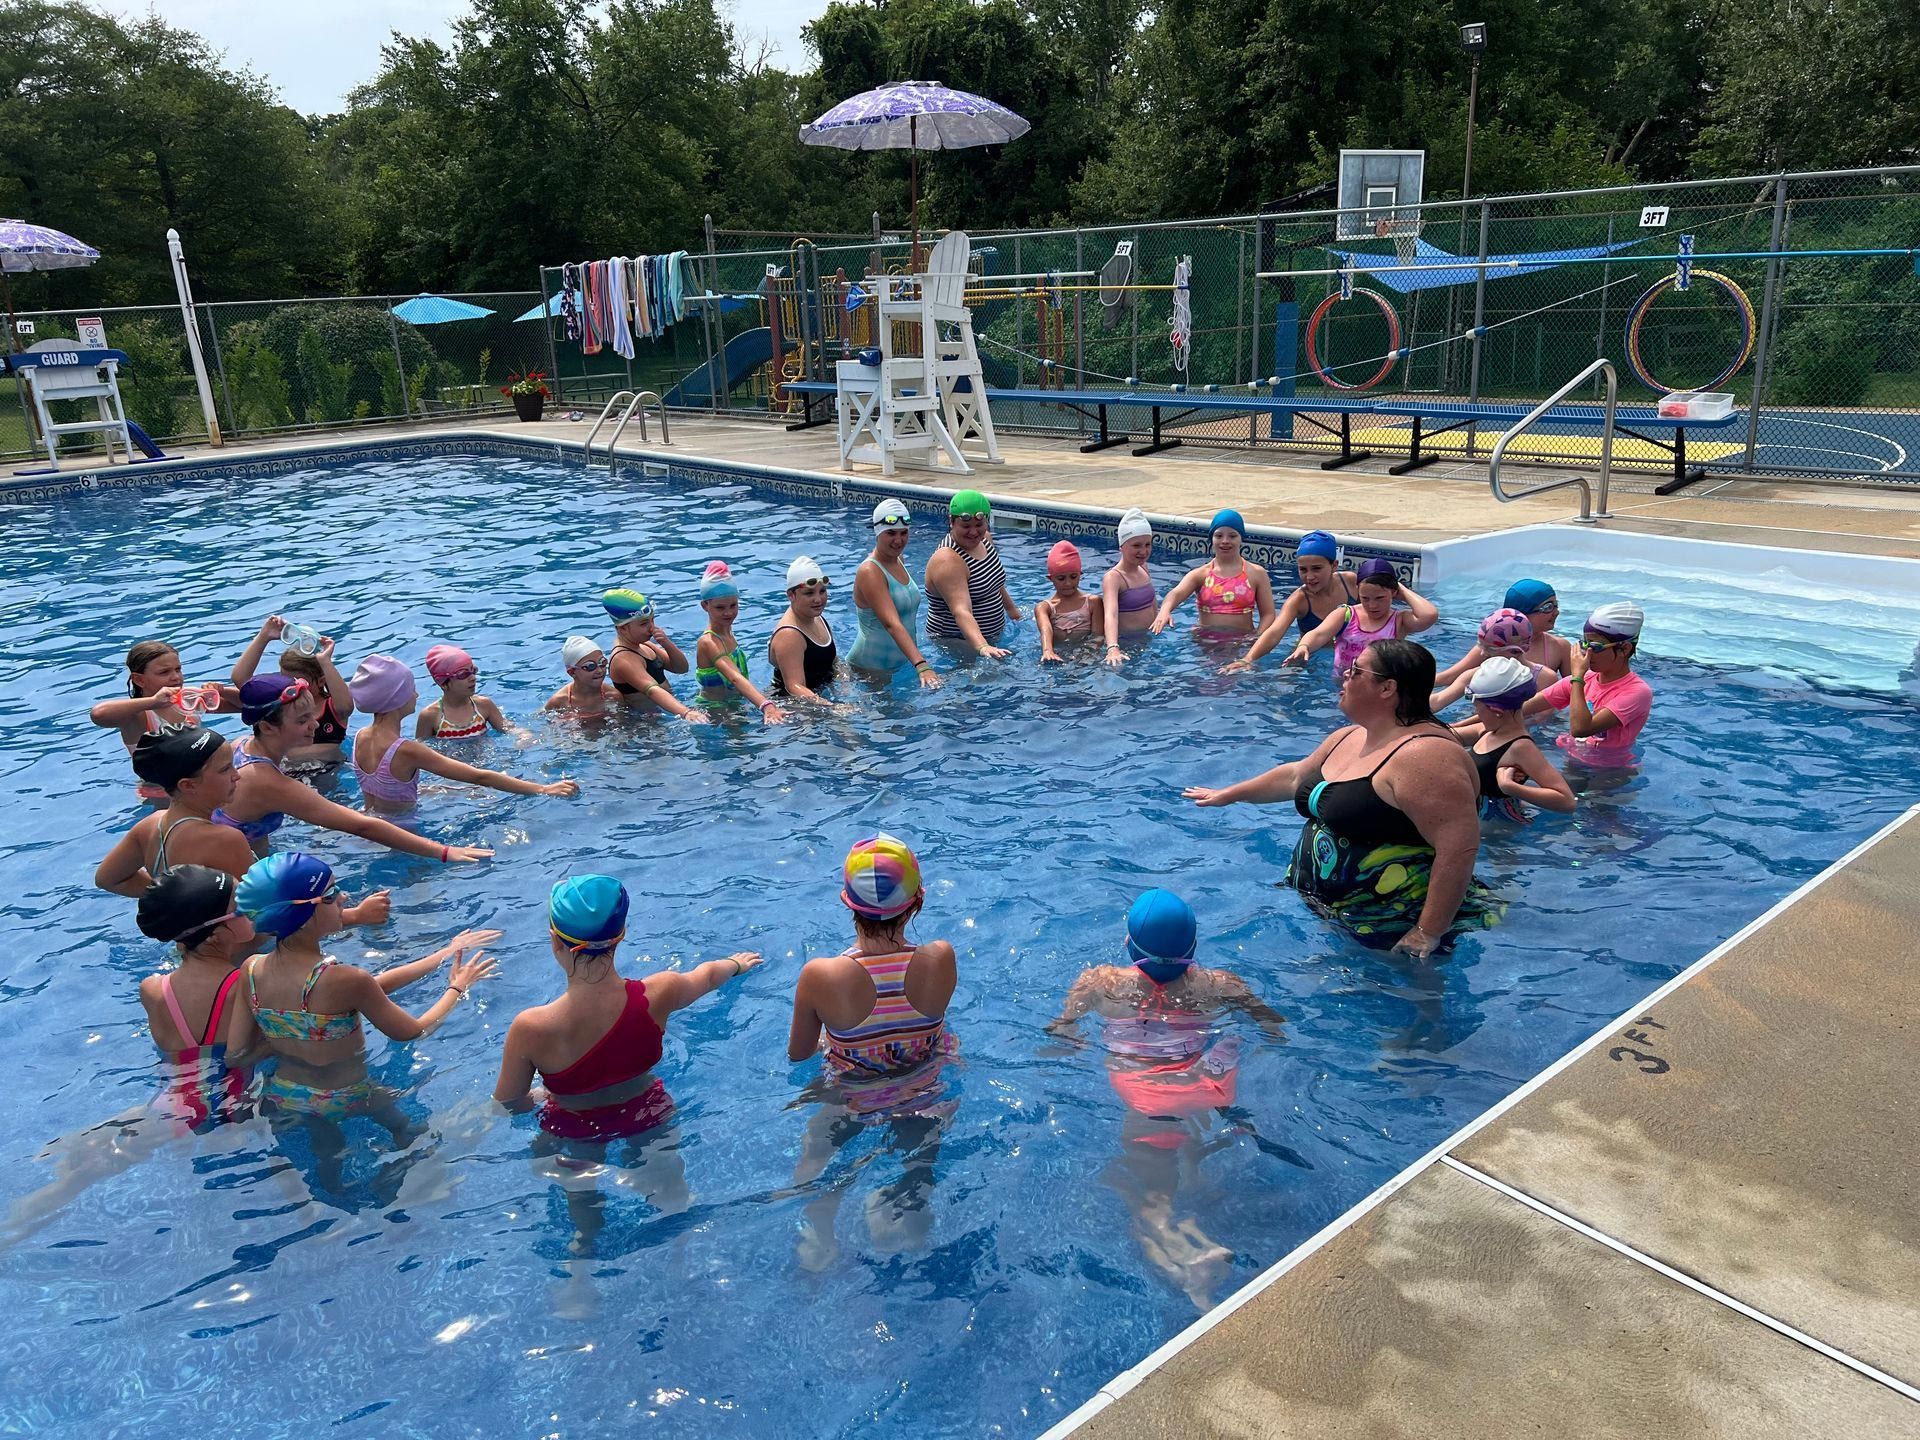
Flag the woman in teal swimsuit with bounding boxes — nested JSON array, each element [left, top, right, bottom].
[[849, 499, 940, 687], [693, 561, 786, 722], [226, 852, 499, 1129]]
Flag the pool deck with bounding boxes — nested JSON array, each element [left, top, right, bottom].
[[36, 408, 1920, 557], [24, 414, 1920, 1436], [1053, 805, 1920, 1439]]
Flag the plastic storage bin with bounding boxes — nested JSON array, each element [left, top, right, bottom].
[[1656, 391, 1734, 420]]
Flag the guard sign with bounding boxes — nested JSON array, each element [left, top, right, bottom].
[[76, 316, 107, 349]]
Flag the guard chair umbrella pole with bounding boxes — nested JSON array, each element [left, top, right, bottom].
[[799, 81, 1030, 269]]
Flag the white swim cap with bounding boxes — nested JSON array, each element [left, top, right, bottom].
[[1116, 507, 1153, 544], [870, 498, 911, 530], [1585, 601, 1645, 639], [561, 635, 601, 669], [786, 555, 828, 589], [1466, 655, 1537, 707]]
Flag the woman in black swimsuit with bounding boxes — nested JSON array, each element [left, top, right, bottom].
[[769, 555, 839, 702], [1185, 639, 1495, 956]]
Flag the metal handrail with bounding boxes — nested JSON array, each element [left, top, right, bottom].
[[584, 390, 634, 461], [588, 389, 669, 465], [1488, 358, 1617, 524]]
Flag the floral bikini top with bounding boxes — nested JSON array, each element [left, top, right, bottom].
[[246, 955, 360, 1042], [1199, 563, 1257, 617]]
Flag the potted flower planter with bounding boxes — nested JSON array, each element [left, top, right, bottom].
[[511, 390, 546, 422]]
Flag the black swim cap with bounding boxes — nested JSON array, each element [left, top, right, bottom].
[[131, 726, 222, 791], [137, 865, 236, 947]]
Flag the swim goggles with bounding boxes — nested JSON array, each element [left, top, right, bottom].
[[175, 682, 224, 714], [1579, 636, 1629, 653], [440, 665, 479, 683], [570, 658, 607, 673], [551, 922, 623, 955], [290, 884, 342, 908], [280, 621, 322, 655]]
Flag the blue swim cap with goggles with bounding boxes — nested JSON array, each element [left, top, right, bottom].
[[237, 852, 335, 940], [1125, 889, 1198, 985], [551, 874, 629, 954]]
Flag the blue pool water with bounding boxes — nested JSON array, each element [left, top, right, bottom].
[[2, 450, 1916, 1437]]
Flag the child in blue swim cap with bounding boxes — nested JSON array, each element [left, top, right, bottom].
[[231, 852, 500, 1121], [1049, 889, 1288, 1308]]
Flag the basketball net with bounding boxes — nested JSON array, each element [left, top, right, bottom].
[[1376, 217, 1419, 269]]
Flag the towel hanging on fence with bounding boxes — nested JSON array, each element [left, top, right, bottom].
[[560, 263, 581, 342]]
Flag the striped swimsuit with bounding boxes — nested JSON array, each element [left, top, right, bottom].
[[823, 947, 949, 1079], [926, 535, 1009, 642]]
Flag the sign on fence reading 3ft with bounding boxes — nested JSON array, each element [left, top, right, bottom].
[[1639, 206, 1670, 228]]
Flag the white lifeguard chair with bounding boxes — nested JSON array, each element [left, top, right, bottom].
[[836, 230, 1001, 476], [7, 339, 135, 469]]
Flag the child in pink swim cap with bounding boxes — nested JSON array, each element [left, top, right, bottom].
[[1036, 540, 1104, 663], [1431, 608, 1562, 713], [416, 644, 516, 742]]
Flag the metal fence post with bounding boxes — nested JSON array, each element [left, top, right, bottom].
[[1465, 201, 1492, 455], [1013, 234, 1024, 388], [705, 214, 729, 414], [539, 267, 561, 405], [385, 305, 411, 419], [1074, 229, 1085, 395], [201, 302, 238, 434], [1234, 229, 1245, 386], [1742, 176, 1791, 471], [1593, 213, 1616, 395]]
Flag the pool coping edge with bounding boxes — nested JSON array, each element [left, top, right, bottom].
[[1033, 800, 1920, 1440]]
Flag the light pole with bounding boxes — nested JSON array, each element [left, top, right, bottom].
[[1459, 22, 1487, 202], [1452, 21, 1488, 392]]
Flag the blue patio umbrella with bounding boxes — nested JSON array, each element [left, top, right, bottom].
[[800, 81, 1030, 263], [391, 293, 495, 325], [513, 295, 566, 323]]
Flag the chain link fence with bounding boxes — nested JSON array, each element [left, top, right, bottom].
[[13, 167, 1917, 482], [2, 292, 548, 459], [531, 165, 1920, 483]]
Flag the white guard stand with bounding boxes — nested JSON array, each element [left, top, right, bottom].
[[8, 339, 136, 470], [837, 230, 1001, 476]]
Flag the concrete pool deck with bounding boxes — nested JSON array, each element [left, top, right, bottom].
[[16, 411, 1920, 1434], [1050, 806, 1920, 1439], [30, 408, 1920, 558]]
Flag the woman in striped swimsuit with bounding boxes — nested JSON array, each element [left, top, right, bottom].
[[924, 490, 1020, 659], [787, 834, 958, 1268]]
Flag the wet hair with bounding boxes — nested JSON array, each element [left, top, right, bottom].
[[1366, 638, 1438, 727], [278, 650, 325, 686], [125, 639, 178, 696], [851, 892, 922, 943]]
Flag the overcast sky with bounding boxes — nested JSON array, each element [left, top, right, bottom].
[[94, 1, 826, 114]]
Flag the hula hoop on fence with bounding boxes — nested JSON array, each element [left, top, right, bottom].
[[1621, 269, 1756, 393], [1305, 287, 1402, 392]]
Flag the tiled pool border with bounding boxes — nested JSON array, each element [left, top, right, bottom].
[[0, 432, 1424, 582]]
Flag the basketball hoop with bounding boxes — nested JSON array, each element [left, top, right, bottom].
[[1376, 217, 1420, 268]]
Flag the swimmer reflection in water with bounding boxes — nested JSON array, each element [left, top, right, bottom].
[[787, 834, 958, 1270], [1048, 890, 1287, 1309]]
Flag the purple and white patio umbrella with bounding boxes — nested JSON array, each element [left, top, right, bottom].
[[0, 219, 101, 353], [800, 81, 1031, 265]]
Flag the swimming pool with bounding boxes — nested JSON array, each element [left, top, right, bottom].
[[2, 444, 1915, 1437]]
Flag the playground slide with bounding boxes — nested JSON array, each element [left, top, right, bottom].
[[126, 421, 168, 460], [663, 327, 793, 407]]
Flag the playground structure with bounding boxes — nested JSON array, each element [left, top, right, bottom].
[[540, 165, 1920, 483]]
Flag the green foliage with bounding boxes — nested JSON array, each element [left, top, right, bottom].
[[1770, 314, 1876, 407], [295, 329, 356, 423], [256, 304, 435, 420], [219, 322, 294, 430], [113, 316, 197, 436]]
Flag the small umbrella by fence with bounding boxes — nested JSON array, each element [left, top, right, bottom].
[[391, 293, 496, 325]]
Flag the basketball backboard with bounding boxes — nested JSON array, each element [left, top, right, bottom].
[[1336, 150, 1425, 240]]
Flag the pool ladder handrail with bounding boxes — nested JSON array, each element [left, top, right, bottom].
[[584, 389, 670, 466], [1487, 358, 1616, 525]]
